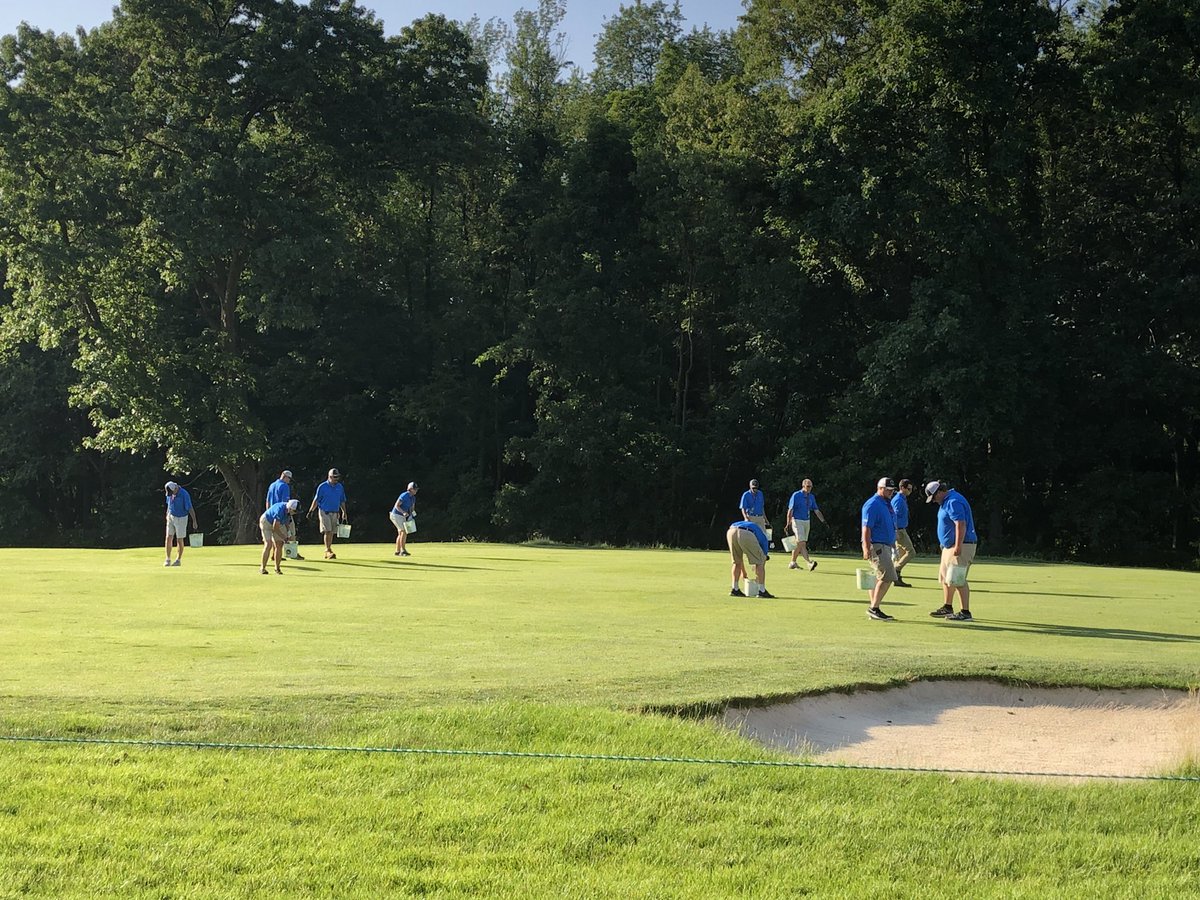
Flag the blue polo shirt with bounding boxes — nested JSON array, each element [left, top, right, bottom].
[[266, 479, 291, 507], [739, 490, 764, 517], [165, 487, 193, 517], [731, 520, 770, 558], [314, 480, 346, 513], [788, 490, 819, 520], [394, 491, 416, 515], [937, 489, 978, 549], [861, 494, 896, 546], [263, 501, 291, 524], [890, 491, 909, 529]]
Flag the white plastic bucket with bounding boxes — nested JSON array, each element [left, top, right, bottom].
[[402, 518, 417, 535], [336, 523, 352, 539], [946, 564, 969, 587], [187, 533, 204, 548], [781, 535, 797, 553], [765, 528, 773, 541], [856, 568, 877, 591], [284, 541, 300, 559], [743, 579, 760, 597]]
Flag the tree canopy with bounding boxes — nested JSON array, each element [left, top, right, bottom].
[[1, 0, 1196, 567]]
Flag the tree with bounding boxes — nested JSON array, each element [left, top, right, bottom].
[[593, 0, 683, 93], [0, 1, 406, 540]]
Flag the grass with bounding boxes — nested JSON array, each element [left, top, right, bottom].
[[1, 543, 1198, 897]]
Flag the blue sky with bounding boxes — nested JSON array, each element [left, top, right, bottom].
[[2, 0, 745, 70]]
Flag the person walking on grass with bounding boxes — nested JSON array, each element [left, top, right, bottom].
[[786, 478, 827, 571], [925, 480, 978, 621], [260, 499, 299, 574], [891, 478, 915, 587], [739, 479, 770, 537], [309, 468, 347, 559], [390, 482, 418, 557], [727, 519, 774, 599], [266, 469, 303, 560], [163, 481, 199, 567], [861, 477, 899, 620]]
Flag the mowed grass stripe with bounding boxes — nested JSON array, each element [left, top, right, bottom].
[[1, 544, 1196, 706]]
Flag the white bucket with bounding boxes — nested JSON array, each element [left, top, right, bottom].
[[336, 523, 352, 539], [284, 541, 300, 559], [781, 535, 797, 553], [403, 518, 417, 535], [856, 568, 877, 591], [743, 579, 760, 597], [187, 533, 204, 548], [765, 528, 773, 541], [946, 564, 969, 587]]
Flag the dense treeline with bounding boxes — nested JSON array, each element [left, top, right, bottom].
[[0, 0, 1196, 566]]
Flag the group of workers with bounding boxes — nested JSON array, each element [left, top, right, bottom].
[[726, 476, 978, 622], [162, 470, 419, 574]]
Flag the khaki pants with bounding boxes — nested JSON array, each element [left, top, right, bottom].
[[894, 528, 914, 570], [728, 527, 766, 568]]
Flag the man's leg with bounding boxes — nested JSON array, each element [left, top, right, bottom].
[[870, 579, 891, 609], [261, 537, 272, 572], [164, 528, 173, 563]]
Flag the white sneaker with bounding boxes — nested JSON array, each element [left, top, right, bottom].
[[788, 562, 799, 570], [163, 559, 172, 567]]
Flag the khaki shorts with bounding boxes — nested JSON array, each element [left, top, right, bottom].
[[939, 543, 978, 583], [317, 509, 341, 534], [259, 515, 285, 544], [389, 510, 408, 533], [869, 543, 897, 584], [728, 526, 766, 568], [746, 514, 768, 532], [166, 515, 189, 539], [792, 519, 811, 542]]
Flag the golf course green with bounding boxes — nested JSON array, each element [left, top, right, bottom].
[[1, 544, 1197, 897]]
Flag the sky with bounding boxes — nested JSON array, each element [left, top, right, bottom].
[[1, 0, 746, 70]]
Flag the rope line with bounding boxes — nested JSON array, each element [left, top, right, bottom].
[[2, 734, 1197, 782]]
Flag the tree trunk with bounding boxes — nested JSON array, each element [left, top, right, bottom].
[[217, 460, 264, 544]]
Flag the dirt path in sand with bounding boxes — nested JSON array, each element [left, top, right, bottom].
[[723, 681, 1199, 778]]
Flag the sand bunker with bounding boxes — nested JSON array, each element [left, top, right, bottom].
[[724, 681, 1199, 779]]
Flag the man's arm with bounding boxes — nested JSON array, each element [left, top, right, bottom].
[[954, 520, 966, 557], [861, 524, 872, 560]]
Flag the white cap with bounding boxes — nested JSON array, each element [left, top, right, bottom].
[[281, 470, 293, 479], [164, 481, 179, 492], [286, 499, 300, 511], [407, 482, 418, 491], [877, 477, 896, 490]]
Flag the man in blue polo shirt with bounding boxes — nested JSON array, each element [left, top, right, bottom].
[[163, 481, 199, 567], [786, 478, 827, 571], [308, 468, 348, 559], [260, 499, 300, 574], [726, 519, 774, 599], [390, 482, 418, 557], [925, 480, 979, 621], [739, 479, 770, 537], [265, 469, 303, 560], [890, 478, 915, 587], [861, 477, 898, 620]]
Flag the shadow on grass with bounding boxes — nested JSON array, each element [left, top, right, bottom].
[[974, 589, 1120, 599], [933, 619, 1200, 643], [792, 596, 920, 608], [326, 559, 486, 572]]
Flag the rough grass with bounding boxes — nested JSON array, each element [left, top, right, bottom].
[[0, 543, 1198, 897]]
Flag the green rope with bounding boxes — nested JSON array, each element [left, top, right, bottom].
[[2, 733, 1197, 782]]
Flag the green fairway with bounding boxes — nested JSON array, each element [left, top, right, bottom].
[[1, 544, 1198, 897]]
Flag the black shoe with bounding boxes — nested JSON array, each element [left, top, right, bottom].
[[929, 604, 954, 618], [294, 554, 305, 560], [400, 550, 411, 557], [758, 590, 775, 599], [808, 560, 818, 571], [730, 588, 745, 597], [894, 578, 911, 588], [866, 606, 894, 621], [945, 610, 973, 621]]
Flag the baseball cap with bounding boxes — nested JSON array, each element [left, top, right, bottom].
[[925, 480, 943, 503], [164, 481, 179, 492], [749, 479, 759, 488], [281, 470, 293, 479], [407, 482, 418, 491], [328, 468, 341, 478], [286, 499, 300, 511], [877, 477, 896, 490]]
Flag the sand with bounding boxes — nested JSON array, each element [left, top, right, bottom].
[[723, 681, 1200, 779]]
